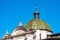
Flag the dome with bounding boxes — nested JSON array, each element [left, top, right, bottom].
[[25, 10, 52, 32], [12, 22, 28, 36], [26, 19, 52, 31], [3, 30, 11, 39], [12, 26, 28, 36]]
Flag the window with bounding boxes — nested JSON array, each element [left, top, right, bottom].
[[40, 34, 41, 40], [25, 37, 27, 40], [33, 35, 36, 40]]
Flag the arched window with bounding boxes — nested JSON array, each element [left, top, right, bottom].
[[47, 34, 48, 38], [40, 33, 41, 40], [33, 35, 36, 40], [25, 37, 27, 40]]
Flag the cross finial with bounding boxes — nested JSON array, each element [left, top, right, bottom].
[[34, 0, 39, 13], [19, 22, 22, 26]]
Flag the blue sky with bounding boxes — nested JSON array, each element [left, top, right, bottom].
[[0, 0, 60, 38]]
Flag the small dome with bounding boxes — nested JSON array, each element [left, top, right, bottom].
[[3, 30, 11, 39], [26, 19, 52, 32], [12, 26, 28, 36], [12, 22, 29, 36]]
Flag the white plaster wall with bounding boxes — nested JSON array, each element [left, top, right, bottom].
[[26, 34, 34, 40], [34, 30, 52, 40], [40, 30, 52, 39], [46, 31, 52, 38], [34, 30, 41, 40], [47, 31, 52, 35], [13, 36, 25, 40], [40, 30, 47, 39], [5, 30, 52, 40]]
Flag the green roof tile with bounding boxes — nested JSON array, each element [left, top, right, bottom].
[[26, 19, 52, 31]]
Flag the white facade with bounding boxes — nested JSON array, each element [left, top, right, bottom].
[[3, 29, 52, 40]]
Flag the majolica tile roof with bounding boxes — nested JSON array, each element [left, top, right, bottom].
[[26, 19, 52, 32]]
